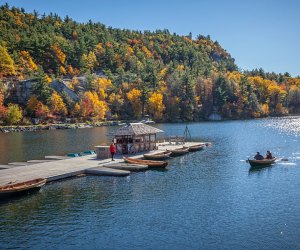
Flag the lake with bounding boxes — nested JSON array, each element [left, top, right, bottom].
[[0, 117, 300, 249]]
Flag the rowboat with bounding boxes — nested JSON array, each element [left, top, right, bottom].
[[123, 157, 168, 168], [167, 147, 190, 156], [143, 151, 172, 160], [248, 158, 277, 167], [188, 144, 206, 152], [0, 178, 47, 198]]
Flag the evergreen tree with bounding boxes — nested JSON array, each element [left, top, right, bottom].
[[32, 70, 53, 104]]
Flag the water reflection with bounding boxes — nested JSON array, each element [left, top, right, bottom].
[[0, 118, 300, 249], [0, 127, 111, 164], [248, 164, 275, 175]]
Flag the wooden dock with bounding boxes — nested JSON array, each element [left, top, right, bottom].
[[0, 142, 205, 186]]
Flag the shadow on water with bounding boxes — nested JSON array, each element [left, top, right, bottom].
[[148, 167, 169, 172], [248, 164, 275, 175], [0, 189, 43, 206]]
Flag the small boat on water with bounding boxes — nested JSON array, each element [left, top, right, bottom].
[[167, 147, 190, 156], [188, 144, 206, 152], [248, 158, 277, 167], [123, 157, 168, 168], [0, 178, 47, 198], [143, 151, 172, 160]]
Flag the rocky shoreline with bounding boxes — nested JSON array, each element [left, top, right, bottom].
[[0, 121, 127, 133]]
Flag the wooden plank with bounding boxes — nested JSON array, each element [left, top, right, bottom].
[[27, 160, 57, 163], [8, 162, 36, 166]]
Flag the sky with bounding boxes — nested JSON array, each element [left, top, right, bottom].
[[1, 0, 299, 76]]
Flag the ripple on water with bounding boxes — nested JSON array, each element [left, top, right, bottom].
[[0, 118, 300, 249]]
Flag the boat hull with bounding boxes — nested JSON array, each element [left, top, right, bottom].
[[248, 158, 276, 167], [168, 147, 190, 156], [188, 144, 205, 152], [0, 178, 47, 198], [123, 157, 168, 168], [143, 151, 172, 160]]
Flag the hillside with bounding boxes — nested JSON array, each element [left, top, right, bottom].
[[0, 4, 300, 125]]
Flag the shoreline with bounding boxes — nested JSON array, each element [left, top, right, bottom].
[[1, 114, 299, 133], [0, 121, 125, 133]]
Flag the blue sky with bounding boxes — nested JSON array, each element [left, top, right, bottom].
[[1, 0, 299, 76]]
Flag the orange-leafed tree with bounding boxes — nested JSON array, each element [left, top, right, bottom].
[[0, 94, 7, 121], [34, 102, 50, 119], [148, 91, 165, 120], [26, 96, 39, 116], [50, 92, 68, 116], [80, 91, 107, 119]]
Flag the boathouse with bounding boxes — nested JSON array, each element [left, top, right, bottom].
[[114, 123, 163, 154]]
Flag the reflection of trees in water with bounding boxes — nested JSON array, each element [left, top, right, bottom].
[[0, 126, 112, 164]]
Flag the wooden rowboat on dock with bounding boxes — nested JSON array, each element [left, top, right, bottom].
[[143, 151, 172, 160], [123, 157, 168, 168], [167, 147, 190, 156], [188, 144, 206, 152], [248, 158, 277, 168], [0, 178, 47, 198]]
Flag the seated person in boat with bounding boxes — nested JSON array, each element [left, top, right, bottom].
[[254, 152, 264, 160], [266, 150, 273, 159]]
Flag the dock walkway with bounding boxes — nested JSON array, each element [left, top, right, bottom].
[[0, 142, 203, 186]]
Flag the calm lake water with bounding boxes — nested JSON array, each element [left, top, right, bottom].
[[0, 117, 300, 249]]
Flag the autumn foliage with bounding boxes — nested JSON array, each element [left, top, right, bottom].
[[0, 4, 299, 125]]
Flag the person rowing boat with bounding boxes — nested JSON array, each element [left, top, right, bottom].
[[254, 152, 264, 160], [266, 150, 273, 159]]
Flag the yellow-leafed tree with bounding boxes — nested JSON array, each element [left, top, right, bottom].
[[51, 44, 66, 65], [5, 104, 23, 125], [0, 45, 16, 77], [126, 88, 142, 117], [50, 92, 67, 116], [19, 51, 38, 75], [82, 51, 97, 72], [72, 103, 81, 117], [148, 91, 165, 120]]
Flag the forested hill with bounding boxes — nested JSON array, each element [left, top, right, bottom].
[[0, 4, 300, 125], [0, 4, 236, 78]]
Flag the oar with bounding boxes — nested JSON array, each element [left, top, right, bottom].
[[280, 158, 289, 161]]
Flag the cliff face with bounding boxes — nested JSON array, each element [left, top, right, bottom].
[[5, 79, 80, 105]]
